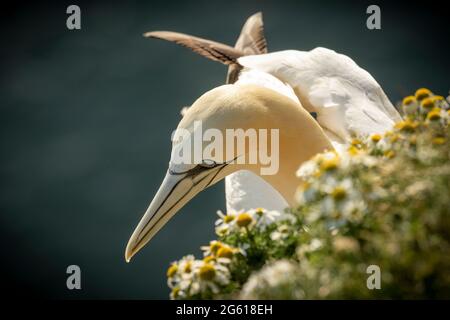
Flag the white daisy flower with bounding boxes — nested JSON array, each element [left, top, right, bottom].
[[201, 240, 224, 257], [270, 224, 290, 241], [215, 210, 240, 235], [296, 159, 318, 179], [192, 261, 231, 295], [215, 210, 237, 226]]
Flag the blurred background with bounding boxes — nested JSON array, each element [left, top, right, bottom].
[[0, 0, 448, 299]]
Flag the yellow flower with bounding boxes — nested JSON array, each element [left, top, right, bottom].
[[415, 88, 432, 101], [420, 97, 435, 111], [347, 145, 361, 156], [402, 96, 416, 105], [332, 187, 347, 201], [431, 95, 444, 102], [217, 247, 234, 259], [255, 208, 264, 217], [426, 108, 441, 121], [171, 287, 180, 298], [389, 133, 399, 143], [184, 261, 192, 273], [320, 157, 339, 171], [236, 212, 253, 228], [370, 133, 382, 143], [223, 215, 234, 223], [199, 263, 216, 281], [313, 170, 322, 178], [203, 256, 215, 263], [402, 96, 419, 115], [351, 138, 363, 146], [209, 241, 223, 255], [384, 150, 395, 158], [432, 137, 445, 145], [394, 119, 419, 133], [167, 264, 178, 278], [216, 225, 230, 237]]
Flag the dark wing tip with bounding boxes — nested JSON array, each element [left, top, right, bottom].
[[143, 30, 243, 66], [226, 11, 268, 83]]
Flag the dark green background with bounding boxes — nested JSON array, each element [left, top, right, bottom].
[[0, 0, 448, 299]]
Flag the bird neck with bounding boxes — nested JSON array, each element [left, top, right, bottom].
[[254, 132, 331, 207], [243, 91, 334, 207]]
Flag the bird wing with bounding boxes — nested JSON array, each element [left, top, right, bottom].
[[144, 12, 267, 83], [227, 12, 268, 83], [144, 31, 243, 65], [308, 76, 399, 139], [235, 12, 268, 55], [238, 48, 402, 140]]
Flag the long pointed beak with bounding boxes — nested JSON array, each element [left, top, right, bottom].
[[125, 164, 228, 262]]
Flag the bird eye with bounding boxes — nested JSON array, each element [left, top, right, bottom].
[[200, 159, 217, 168]]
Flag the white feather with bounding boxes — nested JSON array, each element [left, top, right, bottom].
[[235, 69, 300, 104], [238, 47, 402, 140]]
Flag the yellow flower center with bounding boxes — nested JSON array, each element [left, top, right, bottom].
[[184, 261, 192, 273], [402, 96, 416, 105], [384, 150, 395, 158], [199, 263, 216, 281], [427, 109, 441, 121], [167, 264, 178, 278], [255, 208, 264, 216], [351, 138, 362, 146], [203, 256, 215, 263], [236, 212, 253, 228], [347, 145, 360, 156], [171, 287, 180, 298], [332, 187, 347, 200], [389, 134, 399, 143], [432, 137, 445, 145], [395, 120, 418, 133], [415, 88, 432, 101], [217, 247, 234, 259], [223, 215, 235, 223], [370, 134, 382, 143], [431, 95, 444, 102], [421, 97, 435, 110], [216, 225, 229, 237], [320, 158, 339, 171], [209, 241, 223, 255]]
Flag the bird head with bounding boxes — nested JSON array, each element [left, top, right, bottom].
[[125, 84, 332, 261]]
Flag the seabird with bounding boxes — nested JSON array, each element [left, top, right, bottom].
[[125, 12, 402, 261]]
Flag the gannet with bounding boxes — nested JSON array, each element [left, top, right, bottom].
[[126, 13, 402, 261], [143, 13, 401, 216], [125, 84, 333, 261]]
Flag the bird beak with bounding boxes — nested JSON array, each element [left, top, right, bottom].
[[125, 164, 229, 262]]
